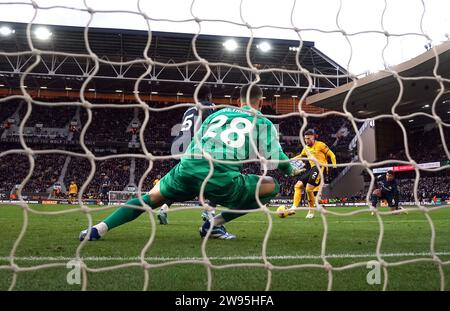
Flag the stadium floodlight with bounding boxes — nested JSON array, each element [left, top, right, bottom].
[[409, 119, 414, 122], [274, 94, 280, 98], [88, 88, 95, 91], [224, 95, 231, 98], [40, 86, 47, 89], [151, 91, 158, 95], [291, 95, 298, 98], [223, 39, 238, 51], [423, 104, 430, 108], [115, 89, 123, 93], [289, 46, 300, 52], [0, 26, 14, 36], [65, 87, 72, 91], [0, 84, 4, 87], [257, 41, 271, 52], [176, 92, 183, 96], [34, 26, 52, 40]]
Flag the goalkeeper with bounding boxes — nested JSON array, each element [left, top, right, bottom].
[[80, 84, 303, 241], [289, 129, 336, 219]]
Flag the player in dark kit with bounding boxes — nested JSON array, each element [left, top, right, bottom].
[[370, 170, 407, 215], [100, 174, 111, 205], [172, 85, 216, 155], [172, 85, 217, 222]]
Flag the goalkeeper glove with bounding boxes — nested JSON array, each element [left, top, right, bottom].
[[291, 163, 306, 176], [291, 167, 306, 176], [289, 160, 306, 176]]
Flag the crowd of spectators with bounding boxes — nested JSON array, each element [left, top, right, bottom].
[[82, 107, 134, 143], [0, 153, 66, 193], [397, 176, 450, 202], [378, 127, 450, 164], [0, 153, 30, 194], [24, 104, 77, 128], [64, 156, 132, 195]]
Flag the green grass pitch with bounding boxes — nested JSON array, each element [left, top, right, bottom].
[[1, 204, 449, 291]]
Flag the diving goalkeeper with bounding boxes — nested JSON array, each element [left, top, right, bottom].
[[79, 84, 303, 241], [290, 129, 337, 219]]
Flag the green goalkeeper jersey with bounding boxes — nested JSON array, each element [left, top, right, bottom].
[[181, 106, 292, 175]]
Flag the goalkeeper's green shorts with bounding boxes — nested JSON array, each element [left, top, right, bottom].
[[158, 160, 279, 210]]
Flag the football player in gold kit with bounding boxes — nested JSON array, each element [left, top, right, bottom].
[[290, 129, 337, 219]]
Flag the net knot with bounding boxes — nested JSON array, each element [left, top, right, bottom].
[[32, 48, 42, 56], [433, 115, 442, 124], [432, 255, 441, 263], [360, 160, 370, 168], [259, 157, 268, 166], [81, 100, 92, 109], [392, 113, 400, 121], [10, 263, 19, 272], [300, 68, 310, 75]]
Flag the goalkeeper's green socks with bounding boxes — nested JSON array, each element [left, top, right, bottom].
[[95, 194, 157, 235]]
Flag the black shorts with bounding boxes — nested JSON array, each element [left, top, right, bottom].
[[299, 166, 321, 187], [69, 193, 77, 198], [381, 191, 398, 207]]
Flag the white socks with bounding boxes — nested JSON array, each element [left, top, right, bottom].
[[93, 222, 108, 236]]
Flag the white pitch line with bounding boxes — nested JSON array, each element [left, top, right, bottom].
[[132, 219, 450, 226], [332, 219, 450, 224], [1, 252, 450, 262]]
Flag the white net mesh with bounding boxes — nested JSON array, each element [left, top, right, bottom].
[[0, 0, 449, 291]]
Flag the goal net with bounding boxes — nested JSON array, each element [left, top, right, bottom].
[[0, 0, 449, 292]]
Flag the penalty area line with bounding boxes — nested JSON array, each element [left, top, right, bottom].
[[1, 251, 450, 262]]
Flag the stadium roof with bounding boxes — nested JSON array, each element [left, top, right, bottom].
[[306, 40, 450, 127], [0, 22, 349, 99]]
